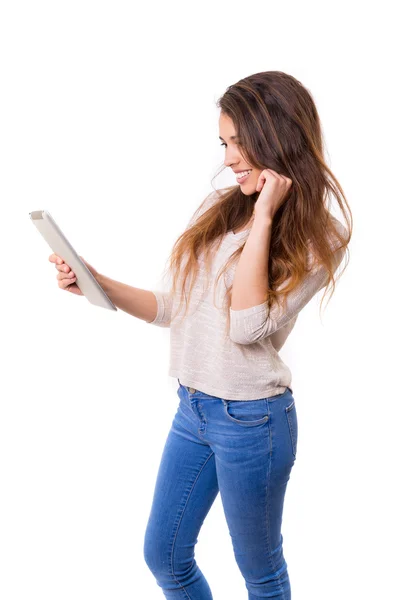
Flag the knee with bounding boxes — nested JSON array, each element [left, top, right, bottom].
[[143, 525, 195, 584], [143, 528, 166, 577], [235, 546, 290, 598]]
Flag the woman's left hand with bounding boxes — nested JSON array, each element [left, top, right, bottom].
[[253, 168, 292, 221]]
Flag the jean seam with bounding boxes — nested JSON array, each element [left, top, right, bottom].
[[266, 399, 287, 599], [178, 403, 210, 441], [285, 403, 297, 458], [169, 450, 215, 598], [177, 420, 209, 447]]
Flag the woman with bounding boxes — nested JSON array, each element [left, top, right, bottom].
[[50, 70, 352, 599]]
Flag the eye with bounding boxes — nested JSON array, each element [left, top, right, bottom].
[[220, 142, 227, 148]]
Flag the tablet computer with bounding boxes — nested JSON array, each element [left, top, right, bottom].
[[29, 209, 117, 311]]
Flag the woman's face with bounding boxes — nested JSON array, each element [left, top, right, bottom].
[[218, 112, 263, 195]]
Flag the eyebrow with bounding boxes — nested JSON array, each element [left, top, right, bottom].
[[218, 135, 239, 141]]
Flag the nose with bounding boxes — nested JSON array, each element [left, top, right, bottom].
[[224, 146, 241, 169], [224, 157, 239, 168]]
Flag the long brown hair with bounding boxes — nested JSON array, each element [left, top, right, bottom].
[[160, 71, 352, 334]]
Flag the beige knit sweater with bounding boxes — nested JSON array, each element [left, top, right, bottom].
[[147, 191, 346, 400]]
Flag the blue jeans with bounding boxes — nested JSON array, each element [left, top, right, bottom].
[[143, 380, 298, 599]]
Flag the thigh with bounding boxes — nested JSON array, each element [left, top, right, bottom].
[[213, 389, 297, 578], [143, 410, 219, 575]]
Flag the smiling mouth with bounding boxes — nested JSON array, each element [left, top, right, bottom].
[[236, 170, 252, 183]]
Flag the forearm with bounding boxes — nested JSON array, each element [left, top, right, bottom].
[[230, 215, 273, 310], [96, 273, 158, 322]]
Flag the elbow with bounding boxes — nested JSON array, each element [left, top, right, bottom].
[[147, 291, 172, 327], [229, 301, 271, 345], [147, 319, 171, 328], [229, 331, 251, 345]]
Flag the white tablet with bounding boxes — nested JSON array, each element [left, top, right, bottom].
[[30, 209, 117, 311]]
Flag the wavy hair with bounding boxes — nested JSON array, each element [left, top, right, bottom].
[[160, 70, 352, 336]]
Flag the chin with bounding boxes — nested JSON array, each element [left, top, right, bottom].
[[240, 183, 257, 195]]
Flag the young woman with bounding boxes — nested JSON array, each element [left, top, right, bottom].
[[50, 70, 352, 599]]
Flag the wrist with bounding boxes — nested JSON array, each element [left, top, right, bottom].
[[96, 272, 106, 287], [253, 212, 274, 227]]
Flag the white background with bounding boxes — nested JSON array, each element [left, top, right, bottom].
[[1, 1, 399, 598]]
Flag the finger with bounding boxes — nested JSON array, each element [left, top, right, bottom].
[[59, 276, 76, 289], [57, 270, 75, 281], [274, 174, 289, 190], [56, 263, 72, 273], [50, 255, 64, 265], [256, 171, 267, 191]]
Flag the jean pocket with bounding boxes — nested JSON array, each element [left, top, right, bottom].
[[222, 399, 269, 427], [285, 400, 298, 458]]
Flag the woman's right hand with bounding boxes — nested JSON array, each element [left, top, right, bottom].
[[48, 253, 99, 296]]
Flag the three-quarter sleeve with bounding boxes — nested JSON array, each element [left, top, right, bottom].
[[146, 290, 174, 327], [229, 235, 346, 345]]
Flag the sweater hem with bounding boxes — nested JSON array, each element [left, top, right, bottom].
[[171, 370, 291, 401]]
